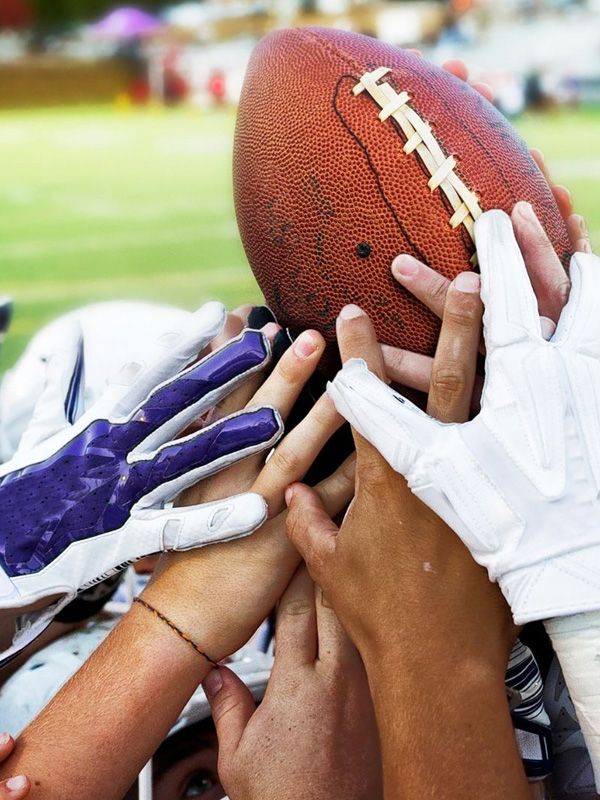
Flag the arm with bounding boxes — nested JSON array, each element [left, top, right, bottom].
[[287, 284, 529, 799], [2, 328, 352, 799], [203, 566, 382, 800]]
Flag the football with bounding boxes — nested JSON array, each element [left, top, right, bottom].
[[234, 27, 571, 367]]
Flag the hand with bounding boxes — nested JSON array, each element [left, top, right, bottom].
[[0, 735, 29, 799], [144, 327, 354, 662], [286, 287, 526, 798], [383, 200, 579, 399], [0, 303, 281, 665], [328, 209, 600, 625], [286, 298, 514, 663], [202, 566, 382, 800]]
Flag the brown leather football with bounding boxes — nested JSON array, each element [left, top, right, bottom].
[[234, 27, 571, 368]]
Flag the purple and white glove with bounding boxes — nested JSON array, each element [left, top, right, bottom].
[[0, 302, 282, 666]]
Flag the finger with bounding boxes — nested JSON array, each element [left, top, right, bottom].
[[336, 304, 392, 468], [381, 345, 431, 392], [315, 583, 359, 666], [285, 483, 339, 591], [0, 776, 30, 798], [201, 322, 281, 428], [130, 491, 269, 559], [139, 407, 283, 505], [540, 316, 556, 341], [552, 185, 573, 221], [442, 58, 468, 82], [530, 148, 552, 184], [554, 252, 600, 349], [511, 201, 570, 323], [110, 301, 226, 418], [273, 564, 317, 671], [567, 213, 592, 254], [203, 666, 256, 770], [231, 303, 254, 327], [391, 255, 450, 320], [313, 453, 356, 518], [247, 329, 325, 421], [328, 358, 437, 476], [336, 304, 386, 379], [210, 312, 245, 351], [240, 330, 326, 478], [125, 329, 271, 455], [428, 272, 482, 424], [471, 81, 494, 103], [476, 210, 542, 349], [0, 734, 15, 762], [253, 394, 344, 516]]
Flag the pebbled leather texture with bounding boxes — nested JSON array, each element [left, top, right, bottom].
[[234, 27, 571, 372]]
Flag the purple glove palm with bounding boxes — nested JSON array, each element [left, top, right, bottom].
[[0, 302, 282, 666]]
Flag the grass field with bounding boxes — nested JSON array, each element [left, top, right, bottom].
[[0, 104, 599, 369]]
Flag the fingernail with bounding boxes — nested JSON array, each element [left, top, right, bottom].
[[261, 322, 280, 341], [338, 304, 364, 321], [392, 254, 419, 279], [285, 485, 296, 506], [292, 330, 319, 359], [6, 776, 28, 792], [579, 239, 593, 254], [454, 271, 480, 293], [0, 733, 10, 747], [573, 214, 589, 239], [558, 184, 572, 200], [514, 201, 538, 226], [203, 668, 223, 700], [540, 316, 556, 341], [531, 147, 544, 162]]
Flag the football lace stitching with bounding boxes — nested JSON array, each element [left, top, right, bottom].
[[354, 67, 482, 257]]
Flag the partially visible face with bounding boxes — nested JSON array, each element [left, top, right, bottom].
[[123, 722, 225, 800], [152, 729, 223, 800]]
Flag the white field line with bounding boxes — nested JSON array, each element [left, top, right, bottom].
[[0, 222, 239, 261]]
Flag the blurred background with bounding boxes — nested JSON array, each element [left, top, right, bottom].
[[0, 0, 598, 367]]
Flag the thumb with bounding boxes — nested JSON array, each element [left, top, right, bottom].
[[202, 666, 256, 768], [285, 483, 339, 588], [0, 775, 31, 799]]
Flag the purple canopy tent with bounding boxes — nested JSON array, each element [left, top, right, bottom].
[[92, 6, 161, 39]]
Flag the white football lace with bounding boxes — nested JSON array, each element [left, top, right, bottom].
[[354, 67, 483, 254]]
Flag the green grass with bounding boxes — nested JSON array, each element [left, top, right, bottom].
[[0, 104, 599, 369]]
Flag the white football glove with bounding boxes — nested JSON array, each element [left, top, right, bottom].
[[0, 301, 195, 461], [328, 209, 600, 625]]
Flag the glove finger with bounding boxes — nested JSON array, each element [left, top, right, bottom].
[[17, 320, 84, 455], [123, 329, 271, 456], [132, 406, 282, 508], [554, 252, 600, 353], [327, 358, 437, 476], [475, 210, 541, 351], [134, 492, 269, 549], [107, 301, 226, 420]]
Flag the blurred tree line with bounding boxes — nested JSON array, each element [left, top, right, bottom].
[[31, 0, 165, 30]]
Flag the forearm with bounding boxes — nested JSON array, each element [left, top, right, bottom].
[[364, 646, 530, 800], [1, 602, 210, 800]]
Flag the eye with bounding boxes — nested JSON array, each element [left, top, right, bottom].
[[183, 771, 217, 798], [356, 241, 372, 259]]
